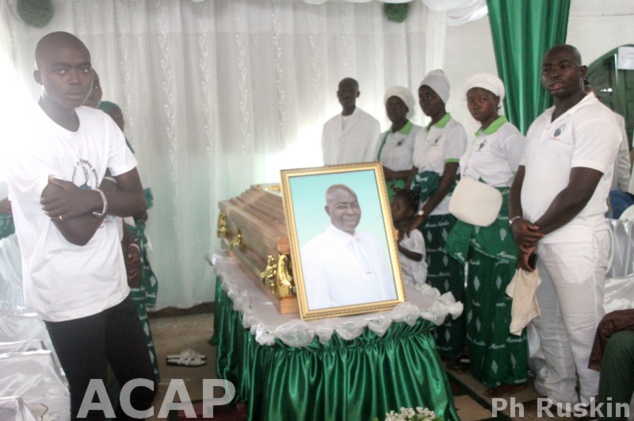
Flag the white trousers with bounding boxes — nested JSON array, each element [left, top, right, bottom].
[[531, 228, 611, 405]]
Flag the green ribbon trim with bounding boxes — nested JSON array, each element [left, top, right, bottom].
[[434, 113, 452, 129], [475, 115, 508, 136], [376, 120, 414, 161]]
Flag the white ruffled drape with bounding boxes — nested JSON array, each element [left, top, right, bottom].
[[0, 0, 471, 309], [301, 0, 488, 26], [212, 252, 463, 347]]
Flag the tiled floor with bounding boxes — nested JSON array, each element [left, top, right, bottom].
[[146, 313, 217, 421]]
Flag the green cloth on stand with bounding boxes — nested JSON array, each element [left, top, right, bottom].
[[444, 188, 528, 388], [420, 214, 465, 359], [212, 278, 459, 421]]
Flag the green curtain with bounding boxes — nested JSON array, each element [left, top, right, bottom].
[[487, 0, 571, 134], [212, 279, 459, 421]]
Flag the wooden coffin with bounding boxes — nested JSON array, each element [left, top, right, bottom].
[[217, 185, 298, 314]]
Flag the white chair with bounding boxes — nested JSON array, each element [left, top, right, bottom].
[[0, 396, 38, 421], [0, 350, 69, 421]]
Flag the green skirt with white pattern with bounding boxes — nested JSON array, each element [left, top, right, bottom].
[[445, 188, 528, 387], [420, 213, 465, 359]]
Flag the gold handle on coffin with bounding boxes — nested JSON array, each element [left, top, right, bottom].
[[264, 185, 281, 192], [229, 229, 242, 249], [260, 255, 277, 291], [274, 254, 295, 298], [217, 212, 228, 238]]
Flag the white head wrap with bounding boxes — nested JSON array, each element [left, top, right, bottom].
[[384, 86, 416, 120], [419, 69, 450, 104], [463, 73, 505, 103]]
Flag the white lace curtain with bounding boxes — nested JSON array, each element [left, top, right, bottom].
[[0, 0, 455, 309]]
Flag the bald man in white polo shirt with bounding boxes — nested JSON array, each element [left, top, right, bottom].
[[321, 78, 381, 165], [509, 44, 620, 406]]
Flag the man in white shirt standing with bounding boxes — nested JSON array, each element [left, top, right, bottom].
[[509, 44, 620, 407], [321, 78, 381, 165], [300, 184, 396, 310], [6, 32, 156, 420]]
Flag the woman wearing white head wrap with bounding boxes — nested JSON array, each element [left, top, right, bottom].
[[445, 72, 528, 396], [463, 72, 506, 104], [402, 69, 468, 363], [376, 86, 422, 201]]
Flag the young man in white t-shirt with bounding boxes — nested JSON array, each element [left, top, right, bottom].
[[509, 44, 620, 407], [6, 32, 156, 420]]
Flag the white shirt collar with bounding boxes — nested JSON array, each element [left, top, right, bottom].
[[327, 224, 360, 242]]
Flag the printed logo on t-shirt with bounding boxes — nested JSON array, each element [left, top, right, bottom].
[[71, 159, 99, 190], [428, 136, 441, 146], [553, 124, 565, 138]]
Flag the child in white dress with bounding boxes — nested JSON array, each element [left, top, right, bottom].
[[391, 189, 427, 286]]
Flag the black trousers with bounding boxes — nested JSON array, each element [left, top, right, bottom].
[[45, 295, 157, 420]]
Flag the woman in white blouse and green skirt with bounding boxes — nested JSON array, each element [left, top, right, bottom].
[[376, 86, 423, 202], [445, 73, 529, 396], [405, 70, 468, 363]]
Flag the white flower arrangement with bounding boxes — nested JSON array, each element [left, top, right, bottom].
[[379, 407, 442, 421]]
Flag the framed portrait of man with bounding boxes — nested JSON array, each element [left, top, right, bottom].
[[280, 162, 405, 320]]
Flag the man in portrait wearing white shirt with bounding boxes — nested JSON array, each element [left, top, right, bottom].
[[321, 78, 381, 165], [300, 184, 396, 310]]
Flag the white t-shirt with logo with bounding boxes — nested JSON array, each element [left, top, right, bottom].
[[6, 104, 137, 321], [412, 116, 467, 215], [460, 118, 525, 188], [521, 94, 620, 244]]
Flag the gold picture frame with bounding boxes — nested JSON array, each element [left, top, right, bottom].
[[280, 162, 405, 320]]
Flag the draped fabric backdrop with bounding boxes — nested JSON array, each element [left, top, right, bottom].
[[0, 0, 486, 309], [487, 0, 571, 134]]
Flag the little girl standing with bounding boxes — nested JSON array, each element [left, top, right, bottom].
[[391, 189, 427, 286]]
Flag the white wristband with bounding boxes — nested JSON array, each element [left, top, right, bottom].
[[508, 216, 521, 227], [92, 188, 108, 217], [128, 243, 140, 252]]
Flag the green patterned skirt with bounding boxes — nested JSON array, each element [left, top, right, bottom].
[[463, 248, 528, 387], [127, 218, 159, 381], [420, 214, 465, 359], [445, 188, 528, 387]]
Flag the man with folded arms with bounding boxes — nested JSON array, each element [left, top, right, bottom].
[[5, 31, 156, 420]]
